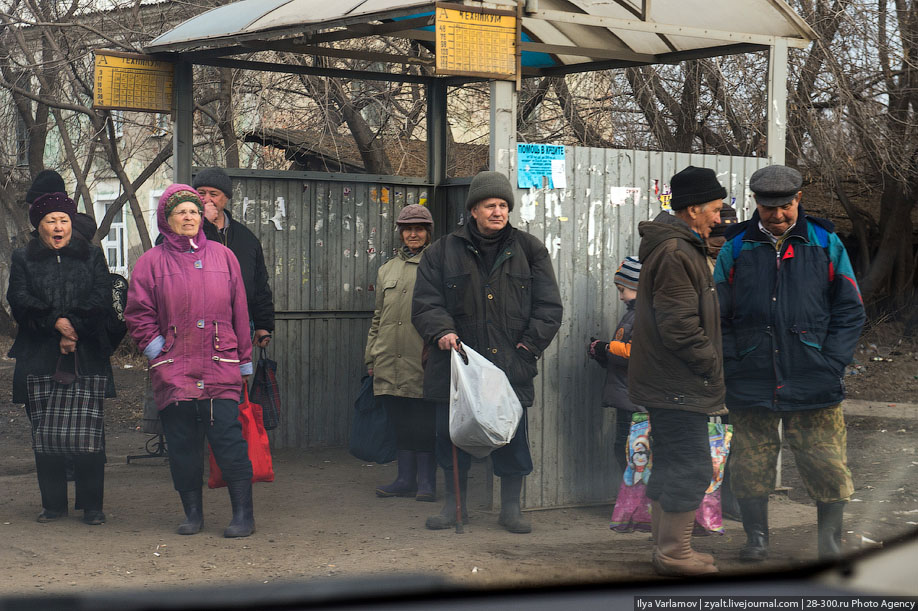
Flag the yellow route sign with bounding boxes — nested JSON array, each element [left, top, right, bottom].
[[435, 3, 517, 80], [94, 50, 174, 113]]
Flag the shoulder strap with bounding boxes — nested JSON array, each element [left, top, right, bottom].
[[731, 231, 745, 262], [810, 221, 829, 248]]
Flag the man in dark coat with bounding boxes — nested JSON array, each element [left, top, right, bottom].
[[193, 168, 274, 347], [412, 171, 562, 534], [629, 166, 725, 576], [714, 165, 865, 562]]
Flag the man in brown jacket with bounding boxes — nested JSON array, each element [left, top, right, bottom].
[[629, 166, 726, 576]]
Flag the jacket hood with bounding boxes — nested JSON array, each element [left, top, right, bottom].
[[157, 184, 207, 252], [637, 210, 702, 260]]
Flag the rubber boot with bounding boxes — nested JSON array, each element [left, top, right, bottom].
[[177, 488, 204, 535], [375, 450, 418, 497], [425, 470, 468, 530], [497, 475, 531, 534], [415, 451, 437, 502], [738, 497, 769, 562], [652, 510, 719, 576], [817, 501, 845, 560], [652, 500, 713, 565], [224, 479, 255, 538]]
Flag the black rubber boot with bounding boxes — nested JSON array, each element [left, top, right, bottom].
[[497, 475, 531, 534], [425, 470, 468, 530], [817, 501, 845, 560], [177, 488, 203, 535], [415, 451, 437, 502], [375, 450, 418, 497], [224, 480, 255, 538], [738, 497, 769, 562]]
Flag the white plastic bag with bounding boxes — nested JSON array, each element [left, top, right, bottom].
[[449, 345, 523, 458]]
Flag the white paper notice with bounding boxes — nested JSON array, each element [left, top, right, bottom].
[[550, 159, 567, 189]]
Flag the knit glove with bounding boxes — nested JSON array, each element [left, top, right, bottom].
[[588, 338, 609, 365]]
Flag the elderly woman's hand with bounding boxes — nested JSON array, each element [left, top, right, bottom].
[[60, 336, 77, 354], [55, 317, 78, 341]]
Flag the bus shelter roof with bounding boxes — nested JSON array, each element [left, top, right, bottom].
[[145, 0, 816, 78]]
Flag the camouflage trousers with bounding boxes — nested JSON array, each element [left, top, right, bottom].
[[729, 404, 854, 503]]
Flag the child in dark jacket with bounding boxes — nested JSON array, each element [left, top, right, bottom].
[[588, 256, 644, 473]]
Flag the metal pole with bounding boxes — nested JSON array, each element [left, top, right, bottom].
[[766, 37, 788, 165], [427, 80, 448, 236], [172, 61, 193, 184], [489, 79, 517, 177]]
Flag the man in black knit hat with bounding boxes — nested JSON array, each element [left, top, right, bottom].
[[412, 171, 562, 534], [191, 168, 274, 347], [629, 165, 725, 576]]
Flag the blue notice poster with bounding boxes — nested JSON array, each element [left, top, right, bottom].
[[517, 143, 565, 189]]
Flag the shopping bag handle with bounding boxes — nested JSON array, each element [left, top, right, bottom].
[[454, 340, 469, 366], [52, 352, 79, 385]]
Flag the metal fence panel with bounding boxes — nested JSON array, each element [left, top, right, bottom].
[[219, 152, 766, 507], [224, 170, 428, 449]]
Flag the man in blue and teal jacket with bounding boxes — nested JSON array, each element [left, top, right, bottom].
[[713, 165, 865, 563]]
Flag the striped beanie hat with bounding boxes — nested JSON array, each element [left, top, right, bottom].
[[614, 256, 641, 290]]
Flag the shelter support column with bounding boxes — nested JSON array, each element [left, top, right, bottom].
[[489, 79, 517, 178], [766, 38, 788, 166], [173, 61, 193, 184], [427, 80, 448, 235]]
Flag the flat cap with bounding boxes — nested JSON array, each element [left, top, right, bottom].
[[749, 165, 803, 207]]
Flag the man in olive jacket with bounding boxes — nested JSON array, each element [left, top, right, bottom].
[[412, 171, 562, 534], [629, 166, 725, 577]]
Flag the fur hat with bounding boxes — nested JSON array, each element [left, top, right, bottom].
[[614, 256, 641, 291], [670, 166, 727, 210], [160, 184, 203, 219], [465, 171, 514, 211], [29, 192, 76, 228], [192, 167, 233, 199], [26, 169, 67, 204]]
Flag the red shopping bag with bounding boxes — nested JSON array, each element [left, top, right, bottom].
[[208, 386, 275, 488]]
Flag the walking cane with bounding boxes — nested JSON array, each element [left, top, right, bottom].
[[451, 443, 464, 534], [452, 341, 470, 534]]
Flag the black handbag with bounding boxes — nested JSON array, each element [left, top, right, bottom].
[[250, 346, 281, 430], [27, 353, 106, 455], [348, 375, 397, 464]]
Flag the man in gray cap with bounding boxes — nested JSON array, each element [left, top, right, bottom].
[[412, 170, 562, 534], [714, 165, 865, 562], [192, 168, 274, 347]]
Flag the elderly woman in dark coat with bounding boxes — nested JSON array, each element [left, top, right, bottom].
[[6, 187, 117, 525]]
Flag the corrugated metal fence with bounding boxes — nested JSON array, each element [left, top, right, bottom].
[[225, 169, 430, 449], [224, 150, 767, 508]]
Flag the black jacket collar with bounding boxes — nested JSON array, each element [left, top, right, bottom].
[[26, 235, 91, 261]]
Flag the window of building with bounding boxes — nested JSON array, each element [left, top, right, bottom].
[[16, 115, 29, 167], [152, 113, 169, 138], [94, 196, 128, 276]]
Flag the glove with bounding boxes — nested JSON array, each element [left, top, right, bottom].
[[588, 339, 609, 364]]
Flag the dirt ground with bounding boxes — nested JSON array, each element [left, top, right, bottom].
[[1, 327, 917, 599]]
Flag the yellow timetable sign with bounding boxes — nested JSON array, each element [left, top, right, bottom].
[[435, 4, 516, 80], [94, 50, 173, 113]]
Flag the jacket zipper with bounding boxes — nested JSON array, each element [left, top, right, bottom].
[[212, 356, 240, 363], [150, 358, 174, 369]]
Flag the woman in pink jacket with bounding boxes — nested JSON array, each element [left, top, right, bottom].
[[125, 184, 255, 537]]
